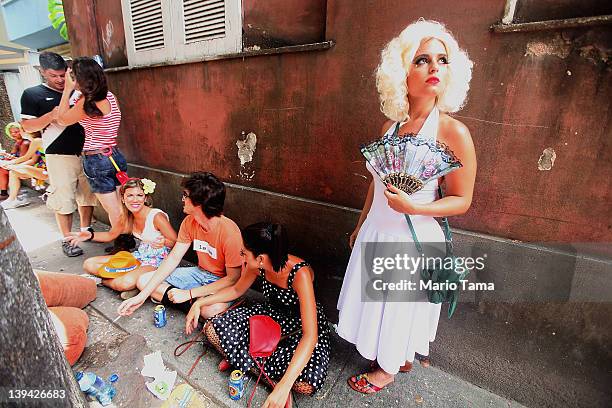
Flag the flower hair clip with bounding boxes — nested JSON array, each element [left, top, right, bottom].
[[141, 178, 156, 195]]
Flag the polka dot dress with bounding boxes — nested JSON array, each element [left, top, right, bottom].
[[211, 262, 331, 392]]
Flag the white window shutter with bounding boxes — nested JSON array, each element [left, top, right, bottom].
[[121, 0, 174, 66], [174, 0, 242, 60]]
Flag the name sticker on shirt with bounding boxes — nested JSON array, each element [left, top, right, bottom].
[[193, 239, 217, 259]]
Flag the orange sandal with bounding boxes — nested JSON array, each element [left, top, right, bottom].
[[347, 373, 385, 394]]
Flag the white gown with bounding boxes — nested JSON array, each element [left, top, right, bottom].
[[337, 107, 445, 375]]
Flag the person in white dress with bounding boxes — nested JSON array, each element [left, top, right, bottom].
[[338, 19, 477, 393]]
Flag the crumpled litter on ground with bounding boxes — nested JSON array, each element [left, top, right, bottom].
[[142, 351, 177, 400]]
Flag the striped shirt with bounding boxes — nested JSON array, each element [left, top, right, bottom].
[[80, 91, 121, 151]]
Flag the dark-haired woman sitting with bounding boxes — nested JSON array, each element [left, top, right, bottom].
[[186, 222, 331, 406]]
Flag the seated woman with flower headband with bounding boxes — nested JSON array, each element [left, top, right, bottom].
[[1, 126, 47, 210], [68, 178, 178, 297], [0, 122, 31, 201]]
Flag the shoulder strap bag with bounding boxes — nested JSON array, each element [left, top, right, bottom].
[[404, 187, 468, 318]]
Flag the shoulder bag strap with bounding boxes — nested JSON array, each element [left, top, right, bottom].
[[403, 186, 453, 255], [404, 214, 423, 253], [437, 186, 454, 255]]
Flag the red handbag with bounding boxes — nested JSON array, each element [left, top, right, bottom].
[[248, 315, 291, 408], [249, 315, 281, 357]]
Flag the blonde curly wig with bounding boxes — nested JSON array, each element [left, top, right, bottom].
[[376, 19, 473, 121]]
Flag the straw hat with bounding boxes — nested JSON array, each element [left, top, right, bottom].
[[98, 251, 140, 278]]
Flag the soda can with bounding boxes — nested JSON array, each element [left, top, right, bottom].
[[154, 305, 166, 328], [228, 370, 244, 400]]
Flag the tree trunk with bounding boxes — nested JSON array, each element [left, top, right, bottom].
[[0, 208, 87, 407]]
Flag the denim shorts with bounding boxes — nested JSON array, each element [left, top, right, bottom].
[[82, 147, 127, 194], [165, 266, 221, 290]]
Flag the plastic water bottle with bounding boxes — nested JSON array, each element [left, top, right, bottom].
[[96, 379, 117, 406], [74, 372, 117, 406], [75, 371, 104, 397]]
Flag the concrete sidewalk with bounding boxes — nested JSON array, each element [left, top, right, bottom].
[[2, 189, 538, 408]]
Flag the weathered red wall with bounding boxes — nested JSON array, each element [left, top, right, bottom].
[[243, 0, 326, 47], [94, 0, 127, 67], [63, 0, 99, 55], [65, 0, 612, 245], [64, 0, 126, 68]]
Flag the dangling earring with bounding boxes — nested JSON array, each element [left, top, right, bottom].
[[258, 262, 265, 274]]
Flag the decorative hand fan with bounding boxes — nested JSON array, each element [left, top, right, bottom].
[[360, 131, 462, 194]]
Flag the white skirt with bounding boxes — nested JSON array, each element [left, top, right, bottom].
[[336, 213, 444, 375]]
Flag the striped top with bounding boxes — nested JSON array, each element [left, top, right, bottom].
[[79, 91, 121, 151]]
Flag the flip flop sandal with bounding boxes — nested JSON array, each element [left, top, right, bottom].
[[347, 373, 384, 394], [369, 360, 413, 373]]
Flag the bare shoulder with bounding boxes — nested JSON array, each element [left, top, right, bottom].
[[289, 255, 314, 282], [153, 209, 169, 218], [380, 119, 396, 137], [153, 211, 169, 224], [438, 114, 473, 149]]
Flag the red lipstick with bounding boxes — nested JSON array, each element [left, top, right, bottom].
[[426, 77, 440, 85]]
